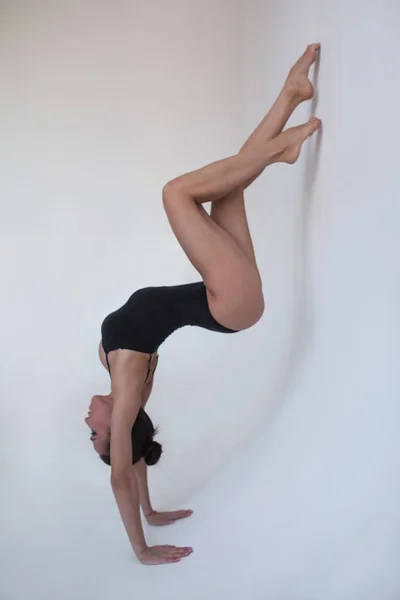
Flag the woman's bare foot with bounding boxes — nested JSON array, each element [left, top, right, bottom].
[[285, 43, 320, 102], [276, 117, 321, 164]]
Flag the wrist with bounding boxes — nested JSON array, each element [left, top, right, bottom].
[[133, 543, 148, 558]]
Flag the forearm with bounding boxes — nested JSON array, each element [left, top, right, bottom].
[[111, 472, 147, 556], [134, 377, 155, 516], [133, 459, 153, 516]]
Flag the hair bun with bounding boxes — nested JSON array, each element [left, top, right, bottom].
[[144, 440, 162, 466]]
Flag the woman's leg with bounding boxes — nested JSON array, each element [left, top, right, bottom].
[[163, 116, 321, 330], [210, 44, 320, 268]]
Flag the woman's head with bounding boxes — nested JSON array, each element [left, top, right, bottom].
[[85, 395, 162, 466]]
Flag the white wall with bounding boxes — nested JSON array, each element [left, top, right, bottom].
[[1, 1, 400, 599], [233, 1, 400, 598]]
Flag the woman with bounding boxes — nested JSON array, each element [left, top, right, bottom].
[[85, 44, 321, 566]]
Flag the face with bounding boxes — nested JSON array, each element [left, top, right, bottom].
[[85, 395, 113, 456]]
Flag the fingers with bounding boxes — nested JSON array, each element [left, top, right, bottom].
[[150, 516, 175, 526], [171, 547, 192, 557], [159, 510, 193, 520], [140, 545, 193, 565], [171, 510, 193, 519], [158, 545, 193, 558], [156, 545, 193, 564], [148, 510, 193, 526], [166, 558, 181, 563]]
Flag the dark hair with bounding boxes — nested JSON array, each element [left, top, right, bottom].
[[100, 408, 162, 467]]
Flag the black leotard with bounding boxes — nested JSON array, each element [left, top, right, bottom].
[[101, 282, 237, 360]]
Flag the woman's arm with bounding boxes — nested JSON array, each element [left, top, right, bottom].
[[133, 459, 193, 526], [108, 351, 192, 565], [132, 458, 153, 517], [109, 354, 147, 554], [133, 372, 194, 527], [132, 371, 155, 516]]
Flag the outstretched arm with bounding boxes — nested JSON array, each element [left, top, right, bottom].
[[133, 458, 153, 516], [109, 353, 147, 555], [132, 372, 193, 527], [133, 458, 193, 526], [108, 351, 192, 565], [132, 373, 156, 516]]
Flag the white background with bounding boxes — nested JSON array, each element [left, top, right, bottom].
[[1, 1, 400, 599]]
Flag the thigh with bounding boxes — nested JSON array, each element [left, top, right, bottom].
[[210, 187, 257, 267], [163, 192, 263, 328], [164, 191, 250, 291]]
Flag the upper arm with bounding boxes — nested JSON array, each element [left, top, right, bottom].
[[140, 353, 158, 409], [109, 352, 147, 481]]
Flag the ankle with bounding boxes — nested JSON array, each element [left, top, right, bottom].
[[264, 136, 287, 163], [281, 84, 302, 107]]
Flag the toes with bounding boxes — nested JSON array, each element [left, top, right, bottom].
[[299, 43, 320, 67], [307, 43, 321, 54], [307, 117, 322, 133]]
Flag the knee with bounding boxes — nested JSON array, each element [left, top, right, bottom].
[[162, 177, 188, 206]]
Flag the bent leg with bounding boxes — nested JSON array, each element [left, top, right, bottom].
[[210, 187, 258, 267], [210, 44, 320, 267], [163, 118, 321, 330]]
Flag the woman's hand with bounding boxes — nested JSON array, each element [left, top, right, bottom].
[[138, 544, 193, 565], [145, 509, 193, 526]]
